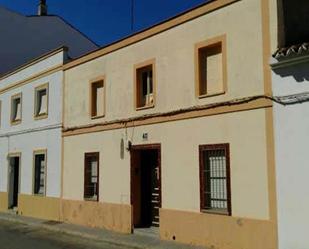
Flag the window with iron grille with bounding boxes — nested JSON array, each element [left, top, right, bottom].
[[33, 152, 46, 195], [199, 144, 231, 215], [84, 152, 99, 201]]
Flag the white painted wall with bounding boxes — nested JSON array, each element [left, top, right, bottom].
[[0, 71, 63, 134], [272, 60, 309, 249], [0, 128, 62, 197], [0, 51, 64, 198], [0, 51, 64, 89]]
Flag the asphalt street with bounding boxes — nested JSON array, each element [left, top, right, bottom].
[[0, 220, 131, 249]]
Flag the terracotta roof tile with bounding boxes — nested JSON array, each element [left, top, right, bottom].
[[273, 42, 309, 59]]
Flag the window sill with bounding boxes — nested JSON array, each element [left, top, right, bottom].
[[84, 197, 99, 202], [201, 209, 230, 216], [91, 115, 105, 120], [33, 194, 45, 197], [136, 104, 155, 111], [34, 114, 48, 120], [11, 120, 21, 126], [198, 91, 226, 99]]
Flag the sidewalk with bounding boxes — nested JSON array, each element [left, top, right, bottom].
[[0, 212, 207, 249]]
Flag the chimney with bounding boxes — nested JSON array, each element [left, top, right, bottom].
[[38, 0, 48, 16]]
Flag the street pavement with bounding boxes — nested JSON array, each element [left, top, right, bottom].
[[0, 213, 207, 249], [0, 220, 131, 249]]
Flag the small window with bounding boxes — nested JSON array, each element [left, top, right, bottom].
[[90, 80, 104, 118], [34, 84, 48, 118], [196, 37, 226, 97], [199, 144, 231, 215], [84, 152, 99, 201], [135, 62, 155, 109], [11, 93, 22, 124], [33, 151, 46, 196]]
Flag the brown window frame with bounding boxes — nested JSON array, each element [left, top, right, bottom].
[[90, 76, 105, 119], [199, 143, 231, 215], [195, 35, 227, 98], [134, 59, 156, 110], [84, 152, 99, 201]]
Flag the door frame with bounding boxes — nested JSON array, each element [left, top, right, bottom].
[[7, 152, 21, 209], [130, 143, 162, 230]]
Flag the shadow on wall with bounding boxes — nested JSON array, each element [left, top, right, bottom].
[[273, 61, 309, 83]]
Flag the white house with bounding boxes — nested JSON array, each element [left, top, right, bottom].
[[0, 47, 67, 220], [270, 0, 309, 247], [271, 42, 309, 249]]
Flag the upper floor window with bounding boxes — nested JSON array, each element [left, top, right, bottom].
[[199, 143, 231, 215], [195, 35, 227, 98], [34, 84, 48, 119], [90, 78, 105, 119], [135, 60, 156, 109], [11, 93, 22, 125], [84, 152, 99, 201]]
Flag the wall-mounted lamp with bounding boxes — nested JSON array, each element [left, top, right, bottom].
[[126, 140, 132, 151]]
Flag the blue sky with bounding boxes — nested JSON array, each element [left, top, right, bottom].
[[0, 0, 207, 46]]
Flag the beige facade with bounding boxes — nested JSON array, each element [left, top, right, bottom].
[[60, 0, 279, 248], [61, 200, 132, 233], [63, 109, 270, 218], [18, 194, 60, 221], [64, 0, 267, 127], [0, 192, 8, 212]]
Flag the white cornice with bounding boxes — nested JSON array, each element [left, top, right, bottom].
[[270, 54, 309, 70]]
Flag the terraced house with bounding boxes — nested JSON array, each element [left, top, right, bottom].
[[0, 1, 97, 220], [270, 1, 309, 248], [61, 0, 278, 248], [0, 47, 68, 219], [0, 0, 308, 249]]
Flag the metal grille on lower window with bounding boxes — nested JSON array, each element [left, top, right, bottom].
[[34, 153, 46, 195], [200, 144, 231, 215], [84, 152, 99, 201]]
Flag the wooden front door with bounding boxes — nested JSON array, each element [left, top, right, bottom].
[[130, 144, 161, 229], [8, 156, 20, 209]]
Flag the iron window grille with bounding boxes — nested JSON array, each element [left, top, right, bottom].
[[84, 152, 99, 201], [199, 144, 231, 215], [33, 153, 46, 195]]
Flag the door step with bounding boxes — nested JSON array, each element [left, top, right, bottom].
[[7, 208, 18, 215], [134, 227, 159, 238]]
